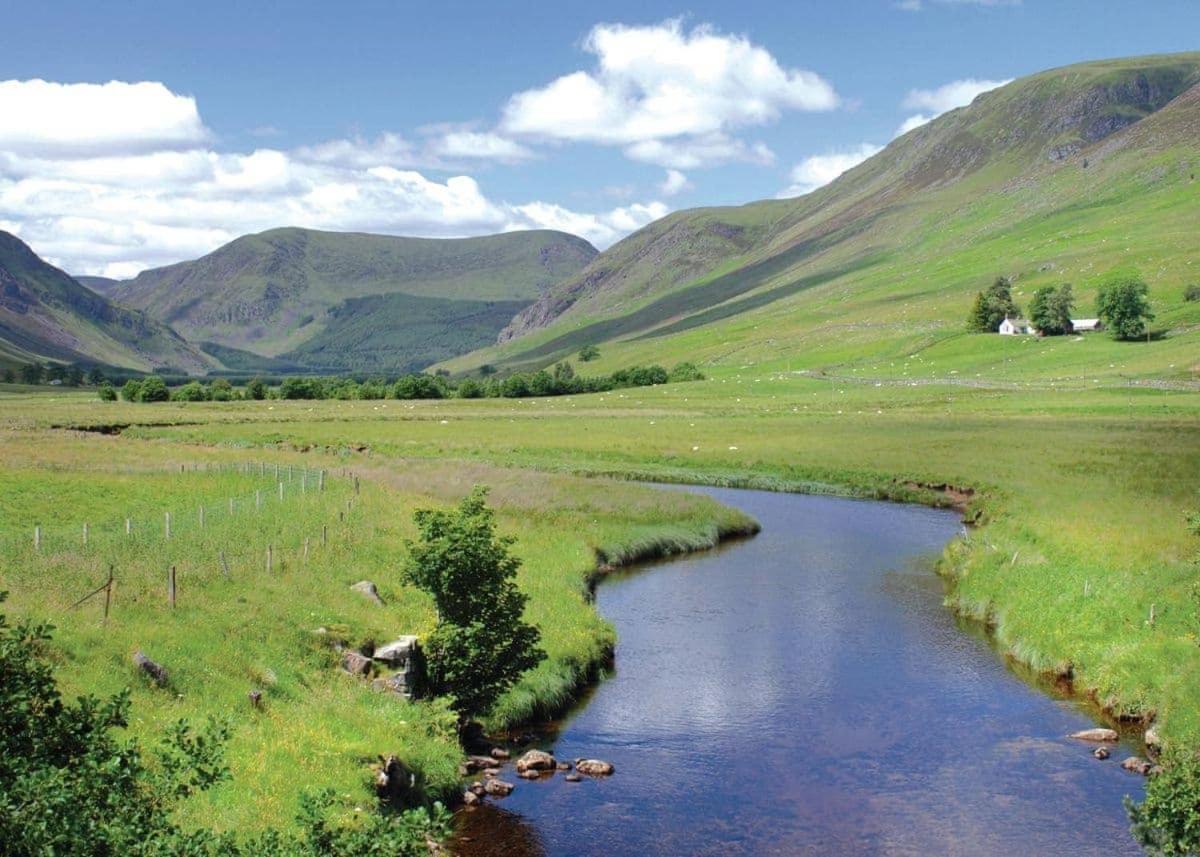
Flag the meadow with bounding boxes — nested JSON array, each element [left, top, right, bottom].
[[1, 362, 1198, 835]]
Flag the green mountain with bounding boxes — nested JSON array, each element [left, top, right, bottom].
[[449, 53, 1200, 384], [75, 275, 123, 297], [0, 231, 211, 373], [108, 227, 597, 373]]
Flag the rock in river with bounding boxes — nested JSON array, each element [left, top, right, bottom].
[[515, 749, 557, 773], [1070, 728, 1118, 743], [484, 779, 515, 797], [1121, 756, 1152, 776], [575, 759, 615, 776], [1092, 747, 1110, 760]]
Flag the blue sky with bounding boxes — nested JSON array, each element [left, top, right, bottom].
[[1, 0, 1197, 275]]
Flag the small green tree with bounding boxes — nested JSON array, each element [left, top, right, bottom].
[[578, 344, 600, 362], [121, 379, 142, 402], [552, 361, 575, 389], [456, 378, 482, 399], [19, 363, 43, 385], [403, 488, 545, 720], [172, 381, 209, 402], [97, 382, 117, 401], [967, 277, 1021, 332], [1029, 284, 1075, 335], [245, 377, 268, 400], [138, 375, 170, 402], [1097, 274, 1155, 340], [209, 378, 234, 401]]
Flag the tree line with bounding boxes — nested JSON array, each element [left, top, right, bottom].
[[967, 272, 1159, 340], [105, 361, 704, 403]]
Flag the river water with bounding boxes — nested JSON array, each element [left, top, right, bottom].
[[457, 487, 1144, 855]]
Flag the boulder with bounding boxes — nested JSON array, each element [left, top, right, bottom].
[[1070, 728, 1118, 743], [350, 580, 384, 605], [490, 747, 511, 760], [483, 779, 515, 797], [1092, 747, 1110, 760], [1121, 756, 1152, 776], [132, 650, 169, 687], [341, 650, 372, 676], [575, 759, 615, 776], [462, 790, 480, 807], [469, 781, 485, 797], [1145, 726, 1162, 751], [518, 769, 541, 780], [515, 749, 556, 773], [374, 636, 419, 667], [465, 755, 501, 773]]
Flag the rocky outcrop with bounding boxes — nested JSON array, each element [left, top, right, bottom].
[[350, 580, 383, 605], [575, 759, 615, 776], [483, 779, 515, 797], [515, 749, 557, 774]]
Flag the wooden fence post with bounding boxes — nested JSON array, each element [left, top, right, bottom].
[[126, 518, 132, 536], [103, 569, 115, 625], [322, 524, 328, 547], [319, 470, 326, 491], [83, 523, 88, 545], [266, 545, 273, 573], [168, 565, 176, 608], [303, 538, 310, 561], [229, 498, 234, 515], [220, 550, 230, 578], [199, 506, 205, 529], [165, 512, 171, 540], [278, 481, 284, 501], [34, 525, 41, 551], [255, 490, 262, 510]]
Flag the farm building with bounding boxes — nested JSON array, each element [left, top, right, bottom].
[[1070, 318, 1103, 332], [999, 317, 1034, 335]]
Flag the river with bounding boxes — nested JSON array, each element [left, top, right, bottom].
[[457, 486, 1144, 855]]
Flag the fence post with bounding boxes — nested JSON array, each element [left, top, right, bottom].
[[266, 545, 273, 573], [34, 525, 41, 551], [319, 470, 326, 491], [301, 472, 307, 493], [199, 506, 205, 529], [278, 481, 284, 501], [256, 490, 262, 510], [220, 550, 230, 578], [229, 497, 234, 515], [103, 569, 114, 625], [168, 565, 176, 608], [354, 476, 360, 496], [303, 537, 310, 561], [322, 524, 328, 547], [126, 518, 132, 536], [83, 523, 88, 546], [165, 512, 171, 540]]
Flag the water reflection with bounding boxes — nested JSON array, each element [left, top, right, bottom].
[[458, 488, 1143, 855]]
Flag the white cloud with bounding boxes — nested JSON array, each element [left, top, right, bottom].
[[501, 20, 836, 167], [0, 81, 667, 275], [778, 143, 882, 198], [624, 133, 774, 169], [0, 80, 208, 157], [897, 77, 1011, 134], [432, 131, 533, 163], [658, 169, 692, 196], [898, 0, 1021, 10]]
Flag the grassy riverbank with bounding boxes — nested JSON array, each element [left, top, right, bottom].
[[2, 372, 1198, 834]]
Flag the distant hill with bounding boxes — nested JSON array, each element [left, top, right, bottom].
[[451, 52, 1200, 381], [76, 275, 122, 297], [107, 227, 597, 373], [0, 231, 211, 373]]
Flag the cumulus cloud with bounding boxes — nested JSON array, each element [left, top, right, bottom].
[[431, 131, 533, 162], [658, 169, 692, 196], [0, 80, 209, 157], [0, 80, 666, 275], [501, 20, 836, 167], [896, 77, 1011, 134], [624, 133, 774, 170], [778, 143, 882, 198]]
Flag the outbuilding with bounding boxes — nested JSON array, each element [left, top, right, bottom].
[[1070, 318, 1103, 332], [999, 317, 1034, 335]]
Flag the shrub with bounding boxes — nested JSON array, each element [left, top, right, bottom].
[[245, 377, 268, 400], [578, 344, 600, 362], [209, 378, 234, 401], [1097, 274, 1154, 340], [172, 381, 210, 402], [668, 361, 705, 382], [403, 489, 544, 720], [527, 370, 557, 397], [357, 380, 387, 400], [1127, 748, 1200, 856], [393, 374, 443, 400], [1185, 284, 1200, 303], [121, 379, 142, 402], [97, 382, 117, 401], [500, 374, 530, 398], [280, 377, 325, 400], [138, 375, 170, 402], [457, 379, 483, 399]]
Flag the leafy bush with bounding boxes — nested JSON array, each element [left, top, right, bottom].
[[209, 378, 234, 401], [172, 381, 210, 402], [138, 375, 170, 402], [578, 344, 600, 362], [279, 377, 325, 400], [97, 383, 117, 401], [392, 374, 444, 400], [456, 379, 483, 399], [245, 377, 268, 400], [668, 362, 706, 382], [1127, 749, 1200, 856], [1184, 284, 1200, 303], [500, 374, 530, 398], [403, 489, 545, 719], [1097, 274, 1155, 340], [121, 379, 142, 402]]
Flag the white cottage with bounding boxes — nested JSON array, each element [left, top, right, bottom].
[[1070, 318, 1103, 333], [998, 317, 1034, 335]]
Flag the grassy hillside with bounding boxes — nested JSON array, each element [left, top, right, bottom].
[[0, 231, 212, 373], [448, 52, 1200, 382], [109, 227, 597, 369]]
